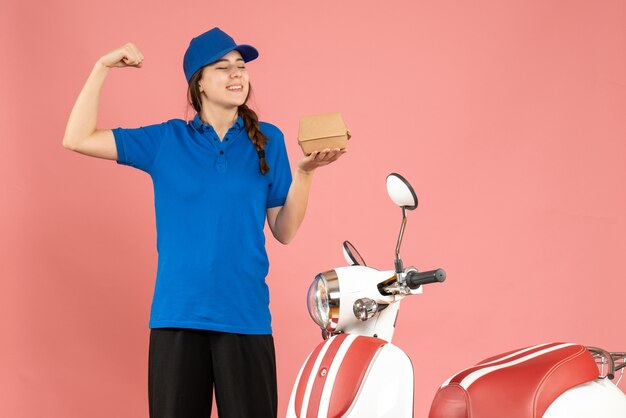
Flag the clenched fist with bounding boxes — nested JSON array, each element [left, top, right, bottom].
[[98, 43, 144, 69]]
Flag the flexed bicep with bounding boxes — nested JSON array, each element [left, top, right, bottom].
[[65, 129, 118, 161]]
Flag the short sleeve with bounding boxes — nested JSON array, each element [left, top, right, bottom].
[[112, 121, 168, 174], [266, 127, 292, 208]]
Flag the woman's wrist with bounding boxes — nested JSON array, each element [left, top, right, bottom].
[[94, 59, 112, 72], [296, 166, 315, 176]]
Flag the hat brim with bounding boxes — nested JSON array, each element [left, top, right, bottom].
[[205, 44, 259, 66], [233, 44, 259, 62]]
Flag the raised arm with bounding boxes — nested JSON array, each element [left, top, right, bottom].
[[62, 43, 144, 160]]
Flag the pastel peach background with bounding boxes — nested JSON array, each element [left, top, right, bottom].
[[2, 0, 625, 417]]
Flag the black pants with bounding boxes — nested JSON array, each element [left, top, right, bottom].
[[148, 328, 278, 418]]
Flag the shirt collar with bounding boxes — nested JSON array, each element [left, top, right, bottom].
[[190, 113, 245, 133]]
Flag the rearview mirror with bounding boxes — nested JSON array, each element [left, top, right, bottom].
[[386, 173, 418, 210], [342, 240, 367, 266]]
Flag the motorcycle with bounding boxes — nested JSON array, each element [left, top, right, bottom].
[[286, 173, 626, 418]]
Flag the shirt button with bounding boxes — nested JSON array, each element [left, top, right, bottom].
[[220, 150, 224, 155], [225, 137, 229, 141], [213, 137, 217, 141]]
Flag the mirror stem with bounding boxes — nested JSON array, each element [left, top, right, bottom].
[[395, 207, 407, 273]]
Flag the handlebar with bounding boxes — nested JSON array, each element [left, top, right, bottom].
[[405, 269, 446, 290]]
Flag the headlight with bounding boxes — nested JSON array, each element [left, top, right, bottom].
[[307, 274, 329, 327], [306, 271, 340, 333]]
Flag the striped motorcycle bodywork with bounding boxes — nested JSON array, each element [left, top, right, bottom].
[[286, 334, 414, 418]]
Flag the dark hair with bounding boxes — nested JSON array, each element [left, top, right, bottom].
[[186, 68, 270, 174]]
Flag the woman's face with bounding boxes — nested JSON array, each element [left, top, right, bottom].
[[198, 50, 249, 109]]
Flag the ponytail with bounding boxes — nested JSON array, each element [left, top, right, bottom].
[[238, 103, 269, 174]]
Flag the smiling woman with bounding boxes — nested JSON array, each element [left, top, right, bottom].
[[61, 26, 346, 418]]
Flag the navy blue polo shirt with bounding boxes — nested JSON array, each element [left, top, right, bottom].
[[112, 113, 292, 334]]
